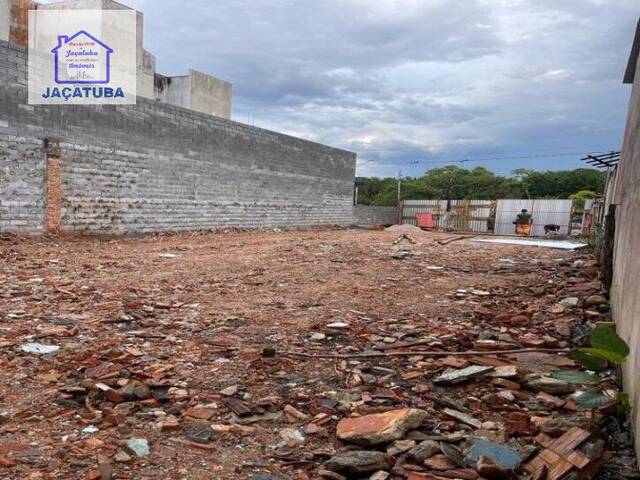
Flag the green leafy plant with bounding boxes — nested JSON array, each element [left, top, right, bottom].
[[552, 325, 630, 409]]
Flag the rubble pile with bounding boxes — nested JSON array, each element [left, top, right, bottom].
[[0, 228, 637, 479]]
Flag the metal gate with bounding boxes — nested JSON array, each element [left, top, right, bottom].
[[401, 198, 574, 236], [400, 199, 495, 233]]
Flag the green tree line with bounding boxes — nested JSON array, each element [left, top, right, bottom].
[[356, 166, 606, 206]]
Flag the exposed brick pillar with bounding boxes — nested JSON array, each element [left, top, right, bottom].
[[45, 156, 62, 234]]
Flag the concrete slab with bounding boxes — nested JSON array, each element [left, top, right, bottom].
[[472, 238, 588, 250]]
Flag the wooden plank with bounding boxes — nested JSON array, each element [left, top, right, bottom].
[[548, 456, 574, 480], [535, 433, 553, 448], [548, 427, 590, 456], [525, 427, 592, 480], [565, 451, 591, 469]]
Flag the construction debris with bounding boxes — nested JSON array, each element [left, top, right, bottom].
[[433, 365, 494, 384], [0, 228, 634, 478]]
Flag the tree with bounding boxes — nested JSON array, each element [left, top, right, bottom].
[[356, 166, 605, 205], [355, 177, 396, 205], [412, 166, 522, 200], [515, 169, 606, 198], [569, 190, 597, 210]]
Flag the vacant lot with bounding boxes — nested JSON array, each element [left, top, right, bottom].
[[0, 228, 631, 479]]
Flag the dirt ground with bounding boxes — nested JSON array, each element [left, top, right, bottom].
[[0, 227, 636, 479]]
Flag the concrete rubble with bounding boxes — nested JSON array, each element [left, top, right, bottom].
[[0, 227, 638, 479]]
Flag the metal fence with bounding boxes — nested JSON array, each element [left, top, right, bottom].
[[401, 198, 575, 237]]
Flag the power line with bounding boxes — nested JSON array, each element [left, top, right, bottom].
[[357, 150, 617, 167], [350, 142, 619, 154]]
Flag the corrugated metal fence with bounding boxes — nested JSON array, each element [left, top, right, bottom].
[[401, 198, 574, 236]]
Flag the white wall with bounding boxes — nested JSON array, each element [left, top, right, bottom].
[[0, 0, 11, 42], [611, 39, 640, 465], [189, 69, 232, 119]]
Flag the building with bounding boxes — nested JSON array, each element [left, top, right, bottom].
[[610, 16, 640, 464], [154, 70, 232, 119], [0, 0, 232, 118]]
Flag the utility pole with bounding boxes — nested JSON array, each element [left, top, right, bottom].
[[398, 161, 419, 206]]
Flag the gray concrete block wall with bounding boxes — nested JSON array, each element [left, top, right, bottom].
[[0, 40, 358, 234], [353, 205, 397, 225], [0, 41, 46, 233]]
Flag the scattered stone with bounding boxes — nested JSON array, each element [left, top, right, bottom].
[[184, 406, 216, 420], [226, 397, 252, 416], [283, 404, 309, 421], [125, 438, 149, 457], [433, 365, 494, 385], [492, 378, 521, 390], [279, 428, 305, 446], [157, 415, 180, 431], [488, 366, 519, 379], [424, 453, 457, 470], [318, 469, 347, 480], [477, 455, 511, 480], [509, 314, 529, 326], [536, 392, 566, 408], [526, 375, 575, 395], [185, 422, 212, 444], [369, 471, 390, 480], [327, 322, 350, 329], [465, 438, 520, 471], [119, 381, 151, 400], [325, 451, 389, 474], [584, 294, 607, 307], [336, 409, 427, 445], [550, 356, 576, 367], [440, 441, 466, 467], [310, 333, 326, 342], [220, 385, 239, 396], [113, 451, 131, 463], [559, 297, 579, 307], [555, 319, 573, 337], [497, 390, 516, 402], [443, 408, 482, 429], [440, 356, 469, 369], [20, 342, 60, 354], [474, 306, 494, 321], [386, 439, 415, 456], [472, 289, 491, 296], [408, 440, 440, 462]]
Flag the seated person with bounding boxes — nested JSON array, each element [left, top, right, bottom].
[[513, 209, 532, 235]]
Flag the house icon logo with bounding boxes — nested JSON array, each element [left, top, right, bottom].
[[51, 30, 113, 84]]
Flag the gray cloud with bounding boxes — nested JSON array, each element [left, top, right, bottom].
[[42, 0, 638, 176]]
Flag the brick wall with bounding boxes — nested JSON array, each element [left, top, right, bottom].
[[45, 156, 62, 233], [0, 40, 359, 234]]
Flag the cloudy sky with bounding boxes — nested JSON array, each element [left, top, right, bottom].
[[52, 0, 640, 177]]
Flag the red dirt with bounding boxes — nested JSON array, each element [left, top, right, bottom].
[[0, 228, 605, 478]]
